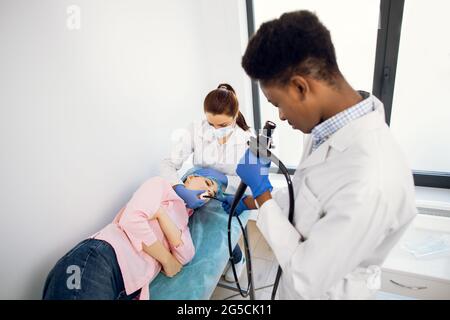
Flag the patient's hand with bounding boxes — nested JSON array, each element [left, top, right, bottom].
[[161, 253, 182, 277]]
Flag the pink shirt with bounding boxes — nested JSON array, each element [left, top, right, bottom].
[[92, 176, 195, 300]]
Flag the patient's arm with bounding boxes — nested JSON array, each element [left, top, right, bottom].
[[143, 241, 182, 277], [154, 207, 183, 247], [153, 207, 195, 265]]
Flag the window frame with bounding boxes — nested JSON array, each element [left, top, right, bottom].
[[246, 0, 450, 189]]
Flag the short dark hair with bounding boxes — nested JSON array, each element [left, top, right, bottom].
[[242, 10, 340, 85]]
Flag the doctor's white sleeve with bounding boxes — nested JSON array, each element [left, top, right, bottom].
[[159, 123, 194, 186], [271, 186, 290, 212], [256, 182, 391, 299]]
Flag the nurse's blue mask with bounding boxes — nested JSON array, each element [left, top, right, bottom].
[[210, 120, 236, 140]]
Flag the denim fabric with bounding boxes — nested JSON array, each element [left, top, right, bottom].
[[42, 239, 140, 300]]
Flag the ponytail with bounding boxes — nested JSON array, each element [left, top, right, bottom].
[[236, 111, 250, 131]]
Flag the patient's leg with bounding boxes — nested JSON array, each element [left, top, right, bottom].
[[42, 239, 139, 300]]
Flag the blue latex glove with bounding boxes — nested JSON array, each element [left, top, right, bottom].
[[221, 195, 249, 216], [236, 149, 273, 198], [174, 184, 205, 209]]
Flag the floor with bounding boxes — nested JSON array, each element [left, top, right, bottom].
[[210, 220, 279, 300]]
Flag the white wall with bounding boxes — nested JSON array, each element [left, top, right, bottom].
[[0, 0, 250, 299], [196, 0, 253, 124]]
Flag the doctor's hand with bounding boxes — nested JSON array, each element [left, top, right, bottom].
[[236, 149, 273, 199], [221, 195, 249, 216], [173, 185, 205, 209]]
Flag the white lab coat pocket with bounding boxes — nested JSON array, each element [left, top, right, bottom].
[[328, 265, 381, 299], [294, 179, 322, 239]]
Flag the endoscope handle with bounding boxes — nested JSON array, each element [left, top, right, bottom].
[[259, 120, 276, 150]]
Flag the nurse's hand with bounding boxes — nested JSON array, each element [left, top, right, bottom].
[[174, 185, 205, 209], [236, 149, 273, 198], [221, 195, 249, 216]]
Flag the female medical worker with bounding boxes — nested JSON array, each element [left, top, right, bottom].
[[227, 11, 417, 299], [160, 83, 253, 282]]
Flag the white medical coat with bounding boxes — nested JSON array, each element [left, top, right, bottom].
[[256, 96, 417, 299]]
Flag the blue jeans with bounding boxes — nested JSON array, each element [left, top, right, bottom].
[[231, 244, 243, 264], [42, 239, 141, 300]]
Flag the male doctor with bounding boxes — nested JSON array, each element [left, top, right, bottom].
[[225, 10, 417, 299]]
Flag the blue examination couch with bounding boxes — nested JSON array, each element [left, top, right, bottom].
[[149, 200, 250, 300]]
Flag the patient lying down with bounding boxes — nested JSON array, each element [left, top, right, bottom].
[[42, 168, 227, 300]]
